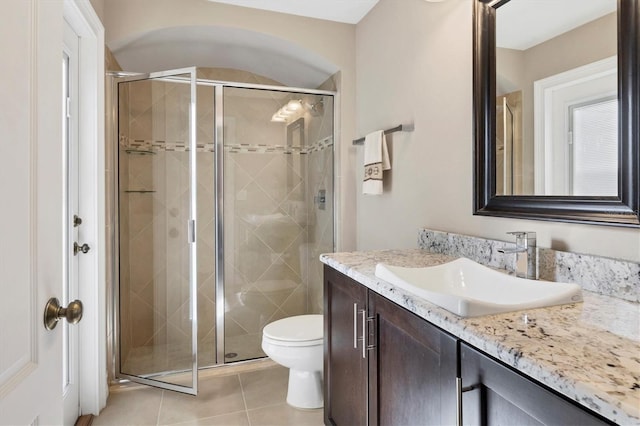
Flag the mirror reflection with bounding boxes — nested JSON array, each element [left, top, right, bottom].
[[495, 0, 617, 196]]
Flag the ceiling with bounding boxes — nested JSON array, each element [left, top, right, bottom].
[[206, 0, 380, 24]]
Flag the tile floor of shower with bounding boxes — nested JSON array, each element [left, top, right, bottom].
[[94, 361, 323, 426], [122, 334, 266, 376]]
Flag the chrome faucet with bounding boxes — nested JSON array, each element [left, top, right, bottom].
[[499, 232, 537, 280]]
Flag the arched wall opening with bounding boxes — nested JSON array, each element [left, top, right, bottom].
[[109, 25, 339, 89], [107, 24, 344, 386]]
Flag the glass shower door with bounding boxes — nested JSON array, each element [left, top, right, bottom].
[[116, 68, 199, 394], [220, 86, 335, 363]]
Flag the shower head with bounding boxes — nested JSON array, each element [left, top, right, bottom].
[[307, 99, 324, 117]]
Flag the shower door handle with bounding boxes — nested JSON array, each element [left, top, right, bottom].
[[188, 219, 196, 243]]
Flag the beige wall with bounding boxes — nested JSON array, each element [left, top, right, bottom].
[[89, 0, 104, 23], [102, 0, 357, 250], [523, 12, 617, 86], [355, 0, 639, 262]]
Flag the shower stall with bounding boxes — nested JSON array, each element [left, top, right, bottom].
[[496, 90, 522, 196], [112, 68, 335, 394]]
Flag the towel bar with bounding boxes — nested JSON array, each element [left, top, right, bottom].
[[352, 124, 414, 145]]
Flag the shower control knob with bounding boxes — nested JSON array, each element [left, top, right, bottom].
[[74, 242, 90, 255]]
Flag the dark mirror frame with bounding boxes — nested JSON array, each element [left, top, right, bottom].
[[473, 0, 639, 227]]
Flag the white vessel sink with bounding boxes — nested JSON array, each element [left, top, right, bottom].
[[374, 258, 582, 317]]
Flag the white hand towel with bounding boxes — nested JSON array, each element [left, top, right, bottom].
[[362, 130, 391, 195]]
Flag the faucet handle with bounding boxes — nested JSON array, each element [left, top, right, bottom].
[[503, 232, 538, 279], [506, 231, 536, 247], [507, 231, 530, 237]]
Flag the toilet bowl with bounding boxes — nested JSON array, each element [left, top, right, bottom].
[[261, 314, 323, 409]]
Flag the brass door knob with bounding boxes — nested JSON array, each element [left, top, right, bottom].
[[44, 297, 83, 330]]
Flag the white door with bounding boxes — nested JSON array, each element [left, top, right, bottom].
[[0, 0, 64, 424], [0, 1, 84, 424]]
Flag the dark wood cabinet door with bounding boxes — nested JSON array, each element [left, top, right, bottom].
[[460, 343, 612, 426], [368, 291, 458, 426], [324, 265, 368, 426]]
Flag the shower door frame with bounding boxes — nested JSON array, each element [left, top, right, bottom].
[[112, 67, 199, 395], [211, 82, 338, 365], [110, 73, 338, 393]]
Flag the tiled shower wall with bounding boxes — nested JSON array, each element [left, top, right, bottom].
[[117, 68, 334, 371]]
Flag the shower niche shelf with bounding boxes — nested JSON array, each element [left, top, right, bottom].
[[124, 190, 156, 194]]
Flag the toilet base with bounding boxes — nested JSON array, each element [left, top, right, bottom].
[[286, 369, 324, 409]]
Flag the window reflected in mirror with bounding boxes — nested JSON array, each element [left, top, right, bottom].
[[495, 0, 617, 196]]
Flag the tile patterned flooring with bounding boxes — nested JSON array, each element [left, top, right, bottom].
[[93, 364, 323, 426]]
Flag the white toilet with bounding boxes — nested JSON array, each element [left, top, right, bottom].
[[261, 314, 324, 409]]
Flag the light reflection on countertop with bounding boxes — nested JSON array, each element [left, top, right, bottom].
[[320, 248, 640, 425], [580, 292, 639, 342]]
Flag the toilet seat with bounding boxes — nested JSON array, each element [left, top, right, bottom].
[[263, 314, 323, 347]]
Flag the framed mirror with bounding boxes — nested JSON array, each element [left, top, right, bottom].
[[473, 0, 639, 227]]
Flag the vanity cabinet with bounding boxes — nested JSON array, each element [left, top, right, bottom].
[[324, 265, 615, 426], [324, 265, 457, 426], [459, 343, 611, 426]]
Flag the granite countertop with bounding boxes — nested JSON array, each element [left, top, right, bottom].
[[320, 249, 640, 425]]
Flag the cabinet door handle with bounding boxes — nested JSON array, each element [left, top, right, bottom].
[[456, 377, 479, 426], [360, 308, 367, 359], [366, 316, 377, 353], [353, 303, 358, 349], [354, 304, 370, 358]]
